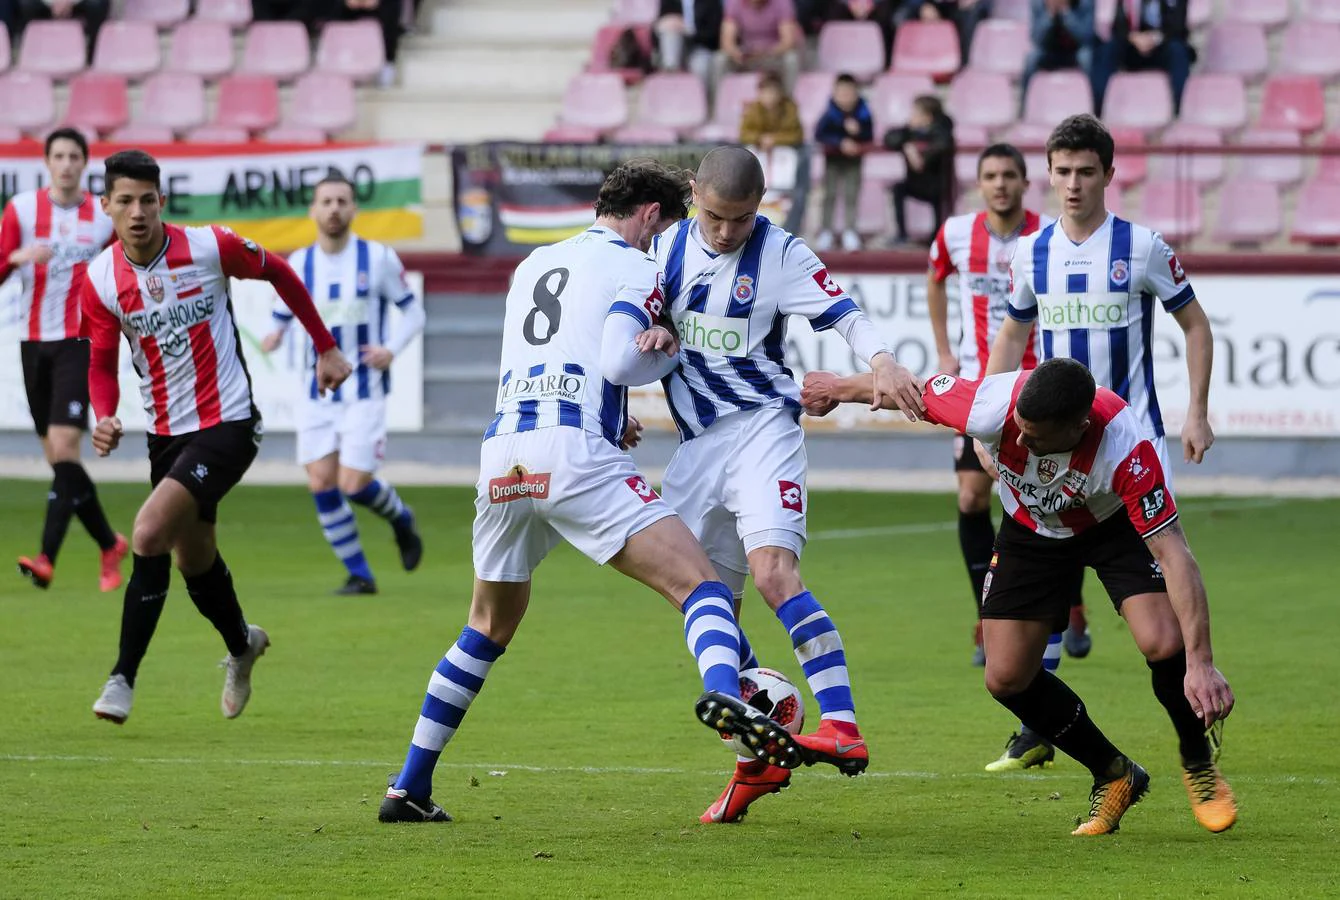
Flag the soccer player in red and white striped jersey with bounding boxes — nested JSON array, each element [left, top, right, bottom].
[[81, 149, 352, 727], [8, 128, 126, 593]]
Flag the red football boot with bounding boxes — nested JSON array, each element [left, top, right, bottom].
[[17, 553, 53, 589], [700, 759, 792, 824], [793, 719, 869, 776], [100, 534, 129, 593]]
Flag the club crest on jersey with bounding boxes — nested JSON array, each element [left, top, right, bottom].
[[811, 267, 844, 298], [356, 271, 370, 293], [995, 250, 1011, 273], [146, 275, 165, 302], [732, 275, 754, 304], [1036, 457, 1060, 484], [1110, 259, 1129, 287], [779, 480, 803, 512]]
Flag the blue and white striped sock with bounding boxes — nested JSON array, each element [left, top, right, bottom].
[[348, 478, 411, 529], [313, 488, 372, 582], [1021, 632, 1064, 735], [737, 628, 759, 671], [776, 591, 856, 725], [683, 582, 742, 697], [394, 626, 505, 800]]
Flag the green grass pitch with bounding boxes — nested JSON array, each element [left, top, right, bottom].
[[2, 481, 1338, 898]]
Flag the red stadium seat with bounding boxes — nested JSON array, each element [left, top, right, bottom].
[[1178, 74, 1248, 134], [0, 125, 23, 142], [107, 124, 175, 143], [1213, 179, 1280, 245], [1022, 70, 1093, 126], [965, 19, 1028, 79], [1237, 129, 1304, 184], [1277, 22, 1340, 80], [856, 180, 892, 236], [316, 19, 387, 84], [702, 72, 759, 142], [1107, 127, 1147, 187], [588, 24, 653, 86], [185, 125, 250, 143], [17, 21, 86, 79], [1290, 178, 1340, 244], [212, 74, 281, 132], [0, 72, 54, 133], [63, 73, 130, 134], [1150, 123, 1224, 184], [869, 71, 933, 133], [793, 71, 837, 134], [122, 0, 190, 29], [1102, 71, 1173, 133], [611, 0, 659, 25], [1256, 76, 1326, 133], [194, 0, 252, 29], [1317, 131, 1340, 181], [542, 124, 601, 143], [1022, 179, 1052, 217], [948, 71, 1015, 130], [557, 72, 627, 132], [952, 125, 988, 185], [992, 0, 1031, 23], [629, 73, 706, 135], [0, 32, 11, 74], [608, 123, 681, 143], [1222, 0, 1290, 28], [1000, 122, 1051, 182], [1201, 23, 1268, 80], [862, 150, 907, 185], [891, 21, 960, 81], [282, 72, 357, 136], [815, 21, 885, 81], [168, 19, 234, 80], [1301, 0, 1340, 23], [263, 126, 327, 143], [240, 21, 311, 81], [92, 21, 161, 80], [1188, 0, 1212, 29], [134, 71, 206, 133], [1138, 179, 1201, 244]]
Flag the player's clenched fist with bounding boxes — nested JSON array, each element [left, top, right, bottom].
[[315, 347, 353, 396], [634, 325, 680, 356], [92, 416, 123, 457], [800, 371, 841, 417]]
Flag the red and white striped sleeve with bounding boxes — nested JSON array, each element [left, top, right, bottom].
[[920, 371, 1020, 442], [927, 222, 955, 283]]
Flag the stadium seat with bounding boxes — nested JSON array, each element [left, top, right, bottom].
[[1150, 123, 1224, 184], [134, 71, 206, 133], [62, 73, 130, 134], [282, 72, 357, 136], [699, 72, 759, 143], [0, 72, 53, 133], [1201, 23, 1268, 80], [240, 21, 311, 81], [628, 73, 707, 135], [317, 19, 387, 84], [1178, 74, 1248, 134], [856, 180, 893, 236], [608, 123, 681, 143], [863, 150, 907, 185], [1301, 0, 1340, 24], [194, 0, 252, 28], [185, 125, 250, 143], [869, 71, 933, 134], [1222, 0, 1290, 28], [947, 71, 1014, 130], [1256, 77, 1326, 133], [263, 126, 327, 143], [1187, 0, 1212, 29], [1277, 22, 1340, 80], [992, 0, 1030, 23], [211, 74, 281, 132], [17, 20, 86, 79], [1138, 180, 1201, 244], [91, 21, 161, 80], [1022, 179, 1052, 217], [1290, 178, 1340, 244], [588, 24, 653, 86], [1317, 131, 1340, 181], [0, 33, 11, 74], [0, 125, 23, 142], [1213, 179, 1280, 245], [122, 0, 190, 29], [1237, 129, 1304, 185], [793, 71, 837, 135], [1101, 71, 1173, 133], [815, 21, 885, 81], [999, 122, 1050, 182], [611, 0, 659, 24], [107, 124, 175, 143], [556, 72, 628, 132], [1107, 128, 1147, 187], [167, 19, 234, 80], [1022, 70, 1093, 126], [965, 19, 1028, 79], [953, 125, 988, 185], [541, 124, 601, 143], [891, 21, 960, 81]]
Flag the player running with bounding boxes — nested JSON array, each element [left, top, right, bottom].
[[378, 159, 800, 825], [260, 173, 426, 596], [81, 150, 352, 725], [7, 128, 126, 592], [803, 358, 1238, 836], [651, 146, 922, 824]]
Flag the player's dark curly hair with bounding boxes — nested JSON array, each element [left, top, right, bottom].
[[44, 127, 88, 160], [978, 143, 1027, 179], [1046, 114, 1115, 172], [102, 149, 161, 194], [594, 157, 692, 220], [1017, 358, 1096, 425]]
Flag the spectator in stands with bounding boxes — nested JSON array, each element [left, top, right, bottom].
[[718, 0, 801, 91], [1023, 0, 1095, 102], [895, 0, 991, 65], [1092, 0, 1195, 116], [825, 0, 896, 68], [883, 94, 954, 247], [17, 0, 108, 64], [655, 0, 723, 85], [814, 72, 873, 252], [740, 70, 804, 149], [251, 0, 325, 27], [0, 1, 16, 43]]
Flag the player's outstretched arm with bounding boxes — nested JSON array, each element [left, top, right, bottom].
[[800, 370, 874, 416], [1172, 298, 1215, 463], [982, 316, 1031, 377]]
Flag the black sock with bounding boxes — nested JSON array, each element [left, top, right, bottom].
[[995, 669, 1125, 778], [1149, 650, 1212, 765], [64, 462, 117, 550], [185, 554, 250, 658], [111, 553, 172, 687], [958, 509, 995, 615], [40, 462, 81, 563]]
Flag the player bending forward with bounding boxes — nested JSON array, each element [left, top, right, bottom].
[[379, 159, 800, 825], [803, 358, 1237, 835], [82, 150, 351, 725]]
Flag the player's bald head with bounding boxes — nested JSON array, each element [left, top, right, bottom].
[[695, 147, 766, 203]]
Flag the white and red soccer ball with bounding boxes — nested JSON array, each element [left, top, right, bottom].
[[728, 667, 805, 756]]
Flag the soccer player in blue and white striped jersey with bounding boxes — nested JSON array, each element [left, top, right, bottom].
[[261, 174, 426, 595]]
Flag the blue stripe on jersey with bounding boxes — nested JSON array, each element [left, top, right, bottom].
[[330, 325, 343, 402], [608, 300, 651, 329], [273, 309, 293, 321], [516, 399, 539, 432], [1108, 325, 1131, 400], [483, 413, 501, 440], [663, 223, 690, 301], [528, 363, 545, 377], [1070, 327, 1091, 368], [609, 238, 632, 250], [355, 240, 370, 297], [598, 379, 625, 445], [1042, 327, 1054, 359], [1007, 304, 1037, 323], [686, 283, 710, 313], [355, 322, 370, 399], [1067, 272, 1088, 293], [302, 248, 315, 292], [558, 400, 582, 428], [1033, 223, 1055, 294], [725, 219, 768, 318], [394, 293, 414, 308], [1108, 218, 1132, 292], [1163, 283, 1195, 312], [329, 282, 340, 300], [729, 358, 793, 405], [564, 363, 585, 375], [1140, 291, 1166, 436], [762, 310, 787, 367], [683, 348, 751, 410], [501, 369, 511, 385], [379, 294, 390, 396], [810, 298, 858, 332], [660, 372, 696, 442], [674, 369, 718, 432]]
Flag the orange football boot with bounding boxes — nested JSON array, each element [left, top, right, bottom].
[[100, 534, 129, 592], [793, 719, 869, 776], [17, 553, 53, 589], [700, 760, 792, 823], [1072, 759, 1150, 835]]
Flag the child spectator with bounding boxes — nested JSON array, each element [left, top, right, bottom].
[[739, 70, 804, 150], [883, 94, 955, 246], [814, 73, 873, 252]]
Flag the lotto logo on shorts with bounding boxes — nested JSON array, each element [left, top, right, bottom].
[[489, 466, 551, 503], [626, 476, 657, 503], [779, 480, 803, 512]]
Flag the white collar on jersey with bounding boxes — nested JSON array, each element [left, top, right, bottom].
[[45, 189, 88, 211], [1057, 211, 1114, 247], [982, 213, 1032, 242]]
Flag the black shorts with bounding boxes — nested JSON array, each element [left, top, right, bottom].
[[21, 339, 90, 437], [146, 417, 263, 524], [981, 513, 1168, 633], [953, 432, 985, 473]]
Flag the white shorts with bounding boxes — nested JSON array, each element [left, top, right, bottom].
[[472, 426, 677, 582], [296, 397, 388, 471], [661, 404, 807, 583]]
